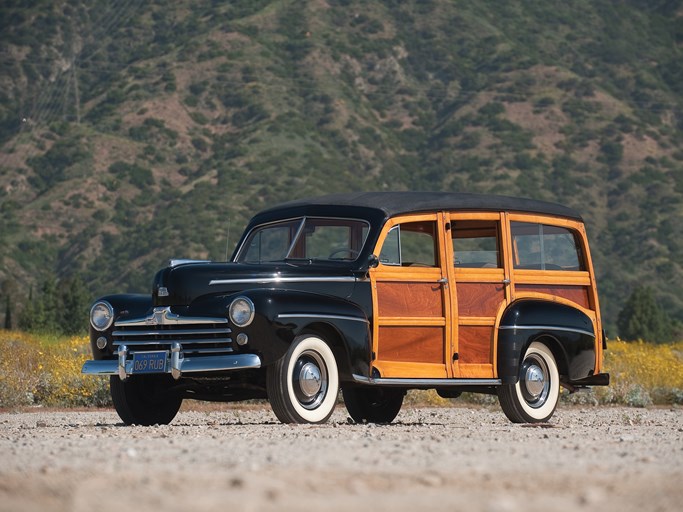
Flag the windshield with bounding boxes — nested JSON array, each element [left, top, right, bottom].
[[236, 217, 370, 264]]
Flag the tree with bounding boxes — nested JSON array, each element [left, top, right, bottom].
[[617, 286, 673, 343], [60, 276, 90, 334], [18, 276, 90, 334]]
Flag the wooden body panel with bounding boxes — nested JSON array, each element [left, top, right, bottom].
[[377, 282, 443, 317], [448, 212, 508, 379], [515, 284, 590, 309], [376, 326, 445, 364], [370, 213, 451, 379], [456, 283, 506, 317], [367, 209, 605, 382], [458, 326, 493, 364]]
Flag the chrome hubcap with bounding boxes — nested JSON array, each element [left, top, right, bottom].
[[520, 354, 550, 408], [292, 350, 328, 410], [298, 362, 322, 397], [524, 364, 546, 398]]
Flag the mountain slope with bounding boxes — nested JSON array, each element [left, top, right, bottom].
[[1, 0, 682, 335]]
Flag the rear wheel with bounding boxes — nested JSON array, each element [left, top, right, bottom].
[[342, 387, 404, 424], [497, 341, 560, 423], [110, 374, 182, 426], [267, 334, 339, 424]]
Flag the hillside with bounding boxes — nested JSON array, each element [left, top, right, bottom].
[[1, 0, 682, 335]]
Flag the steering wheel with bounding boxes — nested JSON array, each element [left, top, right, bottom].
[[328, 248, 360, 260]]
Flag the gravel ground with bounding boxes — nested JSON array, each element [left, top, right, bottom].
[[1, 404, 681, 512]]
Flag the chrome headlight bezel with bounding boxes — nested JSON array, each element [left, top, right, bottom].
[[90, 301, 114, 331], [228, 296, 255, 327]]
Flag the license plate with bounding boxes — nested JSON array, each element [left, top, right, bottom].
[[131, 351, 168, 374]]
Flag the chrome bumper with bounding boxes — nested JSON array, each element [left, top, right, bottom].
[[82, 352, 262, 380]]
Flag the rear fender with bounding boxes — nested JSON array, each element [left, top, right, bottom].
[[497, 300, 596, 384]]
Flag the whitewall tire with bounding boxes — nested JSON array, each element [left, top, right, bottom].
[[267, 334, 339, 424], [498, 341, 560, 423]]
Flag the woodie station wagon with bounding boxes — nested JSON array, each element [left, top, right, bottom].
[[83, 192, 609, 425]]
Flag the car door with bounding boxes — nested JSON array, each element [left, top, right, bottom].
[[369, 213, 452, 379], [447, 212, 510, 379]]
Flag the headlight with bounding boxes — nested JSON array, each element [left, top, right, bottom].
[[229, 296, 255, 327], [90, 301, 114, 331]]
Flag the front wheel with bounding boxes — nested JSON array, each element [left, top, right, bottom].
[[267, 334, 339, 424], [110, 374, 182, 426], [497, 341, 560, 423], [342, 387, 404, 424]]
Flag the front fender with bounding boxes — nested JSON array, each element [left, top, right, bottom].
[[223, 289, 371, 378], [497, 300, 596, 384]]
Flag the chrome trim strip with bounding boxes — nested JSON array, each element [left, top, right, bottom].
[[183, 347, 235, 354], [352, 375, 502, 387], [113, 338, 232, 346], [115, 307, 228, 327], [82, 354, 262, 377], [121, 347, 234, 355], [169, 259, 211, 268], [112, 328, 231, 337], [277, 313, 369, 324], [499, 325, 595, 338], [209, 276, 357, 286]]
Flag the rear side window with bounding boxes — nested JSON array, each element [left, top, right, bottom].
[[511, 222, 584, 271], [379, 221, 438, 267], [452, 220, 501, 268]]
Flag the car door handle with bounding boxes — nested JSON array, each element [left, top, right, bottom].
[[437, 278, 449, 286], [502, 279, 511, 285]]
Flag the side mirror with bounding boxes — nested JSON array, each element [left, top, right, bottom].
[[355, 254, 379, 276], [367, 254, 379, 269]]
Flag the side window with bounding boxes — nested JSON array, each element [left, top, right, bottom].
[[379, 226, 400, 265], [452, 220, 501, 268], [379, 221, 438, 267], [305, 225, 352, 259], [511, 222, 584, 271]]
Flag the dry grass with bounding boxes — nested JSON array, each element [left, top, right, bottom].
[[596, 339, 683, 406], [1, 330, 681, 408], [0, 331, 109, 408]]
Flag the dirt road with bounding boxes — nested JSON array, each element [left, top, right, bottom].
[[1, 405, 681, 512]]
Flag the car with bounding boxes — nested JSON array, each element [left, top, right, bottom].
[[82, 191, 609, 425]]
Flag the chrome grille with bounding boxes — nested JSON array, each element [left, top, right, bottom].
[[112, 307, 233, 356]]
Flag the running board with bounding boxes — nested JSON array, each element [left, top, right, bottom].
[[352, 375, 502, 388]]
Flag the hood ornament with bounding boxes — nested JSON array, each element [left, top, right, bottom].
[[145, 306, 175, 325]]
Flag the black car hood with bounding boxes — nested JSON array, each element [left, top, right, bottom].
[[152, 262, 358, 307]]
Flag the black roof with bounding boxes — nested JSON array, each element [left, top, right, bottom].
[[263, 192, 582, 221]]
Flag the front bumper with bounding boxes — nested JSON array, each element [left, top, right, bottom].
[[82, 352, 262, 380]]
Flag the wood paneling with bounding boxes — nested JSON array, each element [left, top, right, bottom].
[[377, 326, 444, 364], [513, 270, 591, 286], [515, 284, 590, 309], [456, 283, 505, 317], [458, 364, 494, 378], [458, 326, 492, 364], [377, 282, 443, 317], [373, 361, 446, 379]]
